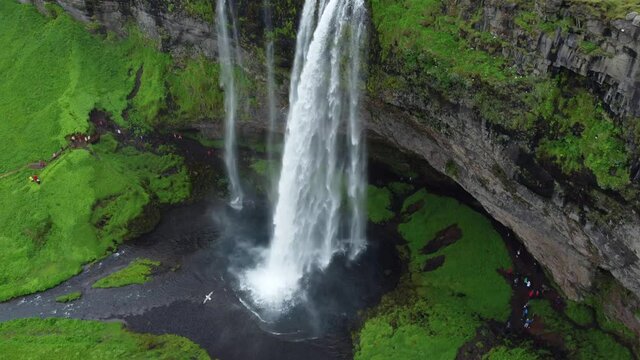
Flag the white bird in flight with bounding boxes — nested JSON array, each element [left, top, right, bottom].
[[203, 291, 213, 304]]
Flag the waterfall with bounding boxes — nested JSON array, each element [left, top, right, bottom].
[[243, 0, 367, 311], [263, 0, 279, 198], [216, 0, 244, 210]]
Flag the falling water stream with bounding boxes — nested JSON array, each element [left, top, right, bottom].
[[243, 0, 368, 311], [216, 0, 244, 210]]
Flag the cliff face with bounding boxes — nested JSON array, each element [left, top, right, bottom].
[[365, 0, 640, 335], [25, 0, 640, 331], [482, 0, 640, 118], [36, 0, 216, 55]]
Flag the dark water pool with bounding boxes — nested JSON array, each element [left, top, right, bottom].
[[0, 192, 402, 360]]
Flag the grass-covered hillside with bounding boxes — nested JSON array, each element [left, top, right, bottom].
[[354, 186, 635, 359], [355, 189, 514, 359], [0, 318, 210, 359], [368, 0, 635, 192], [0, 0, 224, 301]]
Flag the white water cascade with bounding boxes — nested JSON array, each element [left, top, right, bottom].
[[216, 0, 244, 210], [243, 0, 368, 311]]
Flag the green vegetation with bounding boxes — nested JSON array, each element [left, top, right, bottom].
[[167, 56, 224, 124], [585, 275, 638, 344], [250, 159, 270, 176], [367, 185, 394, 223], [182, 0, 214, 22], [579, 40, 601, 54], [355, 190, 512, 359], [388, 182, 414, 196], [0, 318, 209, 359], [0, 135, 189, 301], [0, 2, 193, 301], [565, 301, 595, 326], [536, 88, 629, 190], [529, 299, 632, 359], [370, 0, 511, 92], [398, 190, 512, 319], [93, 258, 161, 288], [514, 9, 572, 35], [445, 160, 459, 179], [369, 0, 631, 191], [568, 0, 640, 20], [483, 346, 542, 360], [55, 291, 82, 303], [0, 1, 223, 142], [269, 0, 302, 44]]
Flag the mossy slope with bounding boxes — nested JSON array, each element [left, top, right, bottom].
[[355, 190, 512, 359], [0, 136, 189, 301], [367, 185, 394, 224], [0, 318, 210, 359], [93, 258, 161, 288], [530, 299, 632, 359], [0, 2, 199, 301]]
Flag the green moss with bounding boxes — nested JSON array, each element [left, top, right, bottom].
[[93, 258, 161, 289], [167, 56, 224, 125], [568, 0, 640, 20], [483, 346, 541, 360], [595, 311, 637, 345], [578, 274, 638, 347], [367, 185, 394, 223], [0, 136, 189, 301], [398, 190, 512, 319], [369, 1, 631, 192], [183, 134, 225, 149], [355, 190, 512, 359], [565, 301, 595, 326], [0, 1, 193, 302], [536, 89, 629, 190], [92, 258, 161, 289], [0, 0, 224, 140], [250, 159, 270, 176], [356, 295, 478, 360], [0, 1, 130, 173], [388, 182, 414, 196], [515, 10, 572, 35], [182, 0, 214, 22], [55, 291, 82, 303], [445, 160, 459, 179], [370, 0, 512, 93], [579, 40, 601, 54], [0, 318, 209, 359], [529, 299, 632, 359]]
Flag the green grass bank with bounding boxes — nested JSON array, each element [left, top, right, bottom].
[[93, 258, 161, 288], [0, 318, 210, 359], [0, 1, 228, 301], [355, 189, 512, 359]]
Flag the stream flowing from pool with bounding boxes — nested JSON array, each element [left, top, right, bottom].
[[242, 0, 368, 313], [216, 0, 244, 210]]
